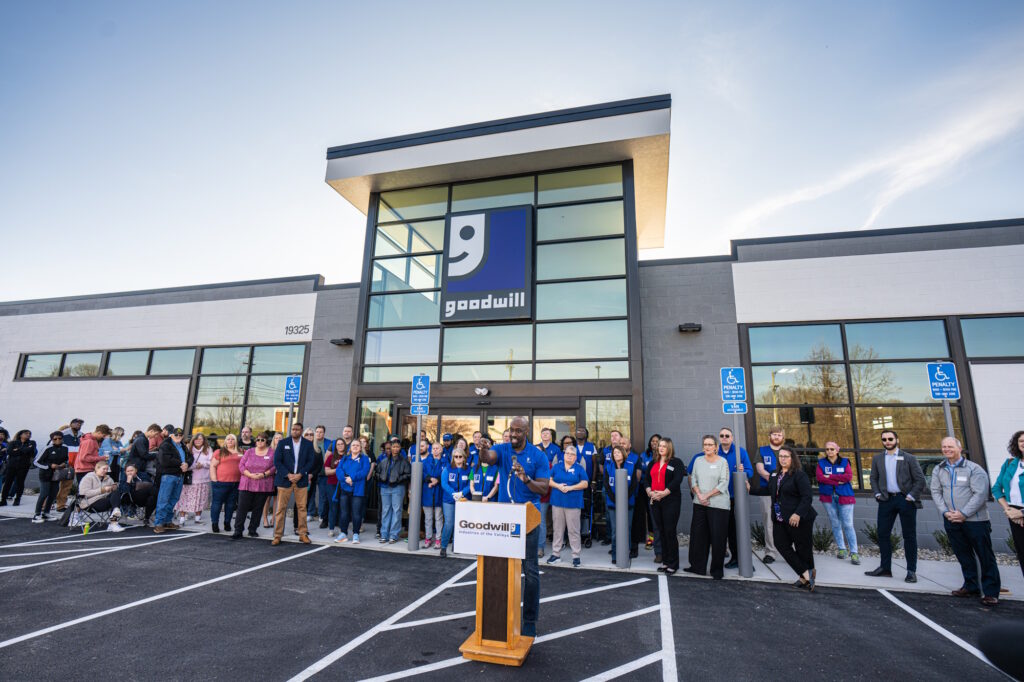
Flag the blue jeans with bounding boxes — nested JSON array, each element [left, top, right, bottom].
[[210, 482, 239, 526], [538, 501, 549, 554], [522, 525, 540, 637], [380, 485, 405, 541], [325, 483, 340, 529], [607, 506, 634, 555], [317, 477, 332, 521], [877, 495, 918, 572], [824, 499, 858, 553], [946, 519, 1001, 598], [338, 491, 366, 537], [154, 476, 184, 526], [441, 501, 456, 549]]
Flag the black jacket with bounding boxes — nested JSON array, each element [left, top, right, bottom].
[[127, 434, 156, 473], [768, 469, 816, 525], [377, 455, 411, 486], [640, 456, 686, 500], [9, 440, 37, 461], [36, 445, 69, 482], [156, 439, 194, 478]]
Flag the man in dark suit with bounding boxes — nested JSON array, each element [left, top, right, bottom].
[[272, 422, 315, 545], [865, 429, 926, 582]]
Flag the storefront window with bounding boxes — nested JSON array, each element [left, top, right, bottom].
[[442, 325, 532, 363], [201, 347, 251, 375], [441, 364, 531, 382], [105, 350, 149, 376], [751, 364, 848, 405], [845, 320, 948, 360], [22, 354, 61, 378], [585, 399, 631, 451], [748, 325, 843, 363], [850, 362, 942, 403], [537, 201, 624, 241], [961, 316, 1024, 357], [536, 320, 628, 360], [536, 361, 628, 381], [358, 400, 394, 455], [364, 329, 439, 365], [377, 186, 447, 223], [59, 352, 101, 377], [536, 238, 625, 281], [451, 176, 534, 212], [373, 220, 445, 257], [538, 165, 622, 204], [149, 348, 195, 375], [371, 255, 441, 293], [536, 279, 626, 320], [367, 292, 440, 328], [363, 365, 437, 383]]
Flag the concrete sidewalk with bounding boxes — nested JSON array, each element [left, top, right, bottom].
[[4, 493, 1021, 600]]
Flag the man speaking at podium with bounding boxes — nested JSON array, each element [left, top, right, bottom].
[[480, 416, 551, 637]]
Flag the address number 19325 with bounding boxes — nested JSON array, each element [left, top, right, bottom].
[[285, 324, 310, 336]]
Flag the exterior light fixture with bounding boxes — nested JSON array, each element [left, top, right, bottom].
[[330, 338, 353, 346], [474, 387, 490, 396], [677, 323, 702, 333]]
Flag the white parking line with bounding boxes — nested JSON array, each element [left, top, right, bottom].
[[286, 561, 478, 682], [0, 517, 18, 521], [0, 531, 182, 549], [357, 605, 661, 682], [0, 534, 195, 573], [1, 547, 125, 559], [0, 544, 329, 650], [578, 651, 663, 682], [877, 589, 1000, 672], [658, 575, 678, 681], [449, 579, 476, 587], [385, 577, 651, 630]]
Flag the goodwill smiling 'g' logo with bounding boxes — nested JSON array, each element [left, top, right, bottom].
[[440, 206, 533, 322]]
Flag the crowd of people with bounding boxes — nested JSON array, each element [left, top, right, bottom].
[[1, 416, 1022, 606]]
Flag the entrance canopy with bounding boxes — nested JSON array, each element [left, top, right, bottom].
[[325, 95, 671, 249]]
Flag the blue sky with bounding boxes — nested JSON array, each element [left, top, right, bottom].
[[2, 1, 1023, 300]]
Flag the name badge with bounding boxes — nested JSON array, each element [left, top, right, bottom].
[[667, 466, 675, 471], [956, 473, 968, 483], [836, 467, 845, 473], [895, 456, 904, 461], [285, 445, 292, 450], [708, 465, 718, 470]]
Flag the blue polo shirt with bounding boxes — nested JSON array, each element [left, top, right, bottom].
[[492, 442, 551, 508]]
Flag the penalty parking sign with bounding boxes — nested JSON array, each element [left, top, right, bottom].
[[927, 362, 960, 401]]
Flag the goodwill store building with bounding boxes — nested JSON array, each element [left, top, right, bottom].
[[2, 95, 1023, 543]]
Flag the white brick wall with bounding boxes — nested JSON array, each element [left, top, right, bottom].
[[732, 244, 1024, 323], [970, 363, 1024, 481], [0, 293, 315, 438]]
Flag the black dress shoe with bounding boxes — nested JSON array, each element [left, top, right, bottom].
[[211, 523, 220, 533], [224, 522, 232, 532], [905, 572, 917, 583], [724, 560, 738, 570], [439, 548, 447, 558], [629, 550, 639, 559], [864, 567, 892, 577], [247, 530, 259, 538], [319, 520, 328, 529], [763, 555, 775, 564], [230, 533, 242, 540]]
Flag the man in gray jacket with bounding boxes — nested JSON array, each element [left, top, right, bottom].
[[864, 429, 926, 582], [931, 437, 1001, 605]]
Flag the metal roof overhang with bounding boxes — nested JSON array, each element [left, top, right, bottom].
[[325, 95, 671, 249]]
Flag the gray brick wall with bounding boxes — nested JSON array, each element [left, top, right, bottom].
[[302, 287, 360, 439], [639, 260, 744, 453]]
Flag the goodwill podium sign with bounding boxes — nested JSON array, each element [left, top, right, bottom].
[[454, 502, 527, 559]]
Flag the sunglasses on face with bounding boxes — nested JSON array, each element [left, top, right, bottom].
[[881, 437, 896, 442], [719, 434, 731, 439], [256, 437, 267, 442]]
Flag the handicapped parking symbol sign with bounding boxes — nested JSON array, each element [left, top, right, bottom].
[[284, 374, 302, 402], [927, 362, 959, 400], [720, 367, 746, 401]]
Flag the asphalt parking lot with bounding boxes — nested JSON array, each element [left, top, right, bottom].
[[1, 516, 1021, 681]]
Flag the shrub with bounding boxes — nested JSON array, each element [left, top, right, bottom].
[[750, 522, 765, 548], [812, 525, 835, 552], [933, 530, 954, 556], [864, 522, 902, 552]]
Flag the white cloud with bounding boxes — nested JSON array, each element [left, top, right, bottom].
[[728, 50, 1024, 234]]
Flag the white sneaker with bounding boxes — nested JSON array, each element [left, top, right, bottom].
[[111, 508, 122, 521], [195, 514, 202, 524], [109, 522, 126, 533], [178, 515, 186, 526], [32, 515, 44, 523], [352, 534, 360, 544], [336, 534, 348, 543]]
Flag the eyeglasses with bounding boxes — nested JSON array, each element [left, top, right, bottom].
[[825, 447, 838, 451], [719, 434, 731, 439], [881, 437, 896, 442], [256, 437, 267, 442]]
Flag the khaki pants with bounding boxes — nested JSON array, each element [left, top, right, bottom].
[[274, 484, 308, 540], [551, 505, 582, 559], [56, 479, 75, 510], [760, 495, 778, 558]]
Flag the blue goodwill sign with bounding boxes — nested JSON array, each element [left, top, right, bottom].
[[440, 206, 533, 322]]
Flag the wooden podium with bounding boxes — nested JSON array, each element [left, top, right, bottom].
[[459, 501, 541, 666]]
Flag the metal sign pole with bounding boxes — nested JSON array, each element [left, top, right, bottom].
[[615, 468, 629, 569], [733, 412, 753, 578], [942, 399, 954, 439], [287, 403, 294, 432]]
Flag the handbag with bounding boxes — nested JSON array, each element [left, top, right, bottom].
[[53, 467, 74, 482]]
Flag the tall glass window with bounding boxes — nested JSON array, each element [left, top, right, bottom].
[[748, 320, 962, 490], [363, 164, 631, 383], [190, 344, 306, 436]]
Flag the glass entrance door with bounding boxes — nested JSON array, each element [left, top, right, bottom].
[[396, 408, 578, 448]]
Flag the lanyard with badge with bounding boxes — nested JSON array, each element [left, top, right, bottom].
[[773, 473, 785, 522]]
